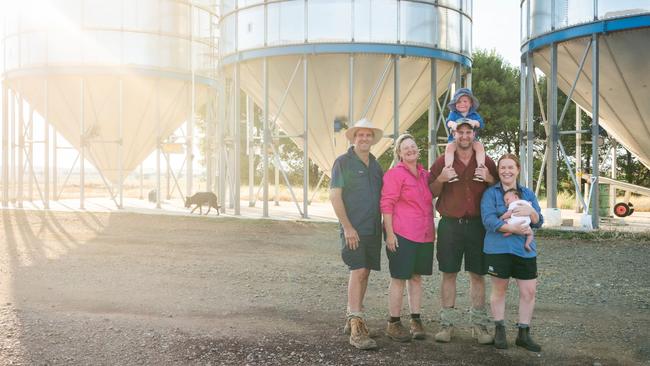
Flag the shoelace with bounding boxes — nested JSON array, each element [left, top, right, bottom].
[[360, 321, 370, 336]]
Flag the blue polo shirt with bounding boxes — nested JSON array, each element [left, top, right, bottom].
[[330, 146, 383, 236], [481, 182, 544, 258]]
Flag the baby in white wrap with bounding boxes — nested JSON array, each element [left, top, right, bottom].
[[500, 189, 534, 252]]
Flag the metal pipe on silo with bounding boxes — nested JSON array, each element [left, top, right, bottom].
[[303, 55, 309, 219], [526, 54, 542, 189], [80, 78, 85, 209], [393, 55, 400, 152], [234, 62, 241, 215], [118, 79, 124, 209], [429, 59, 437, 167], [10, 89, 15, 204], [591, 33, 600, 228], [217, 78, 226, 214], [263, 57, 269, 218], [247, 95, 255, 208], [546, 43, 558, 208], [156, 81, 162, 210], [52, 117, 57, 201], [575, 106, 582, 212], [2, 82, 8, 207], [188, 6, 195, 199], [518, 59, 526, 186], [28, 107, 34, 202], [17, 94, 24, 207], [44, 80, 49, 209], [349, 55, 354, 124]]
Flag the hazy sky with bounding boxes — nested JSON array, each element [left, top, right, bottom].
[[473, 1, 522, 66]]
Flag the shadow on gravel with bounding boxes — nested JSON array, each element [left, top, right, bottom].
[[0, 211, 647, 365]]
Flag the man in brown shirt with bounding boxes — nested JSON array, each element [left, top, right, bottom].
[[428, 121, 497, 344]]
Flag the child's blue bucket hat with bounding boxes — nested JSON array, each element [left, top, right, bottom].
[[448, 88, 480, 112]]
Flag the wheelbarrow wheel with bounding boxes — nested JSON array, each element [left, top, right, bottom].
[[613, 202, 630, 217]]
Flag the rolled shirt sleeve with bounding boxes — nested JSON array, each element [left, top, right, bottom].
[[380, 170, 400, 215], [481, 186, 505, 233]]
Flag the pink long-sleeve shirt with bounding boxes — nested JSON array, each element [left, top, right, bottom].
[[380, 162, 435, 243]]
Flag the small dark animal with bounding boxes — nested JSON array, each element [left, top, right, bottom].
[[185, 192, 220, 215]]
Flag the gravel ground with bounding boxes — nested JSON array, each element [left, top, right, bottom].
[[0, 210, 648, 365]]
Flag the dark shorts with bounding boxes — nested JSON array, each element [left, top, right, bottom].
[[436, 217, 486, 275], [386, 234, 434, 280], [341, 234, 382, 271], [485, 254, 538, 280]]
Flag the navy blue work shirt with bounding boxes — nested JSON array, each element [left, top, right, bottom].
[[330, 146, 384, 236]]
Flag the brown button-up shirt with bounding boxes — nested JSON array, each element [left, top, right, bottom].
[[428, 152, 498, 218]]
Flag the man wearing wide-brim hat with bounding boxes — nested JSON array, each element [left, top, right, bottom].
[[330, 118, 384, 350]]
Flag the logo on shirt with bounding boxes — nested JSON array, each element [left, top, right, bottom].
[[487, 265, 498, 276]]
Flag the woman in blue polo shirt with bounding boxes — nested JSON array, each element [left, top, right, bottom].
[[481, 153, 544, 352]]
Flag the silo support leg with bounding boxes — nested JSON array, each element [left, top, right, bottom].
[[591, 33, 600, 229]]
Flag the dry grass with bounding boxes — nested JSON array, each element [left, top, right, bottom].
[[18, 176, 650, 211], [9, 175, 333, 204], [539, 192, 650, 212], [239, 185, 330, 203]]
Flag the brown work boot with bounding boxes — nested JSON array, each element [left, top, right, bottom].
[[385, 321, 412, 342], [344, 318, 379, 338], [472, 324, 495, 345], [410, 318, 426, 340], [434, 325, 454, 343], [469, 307, 494, 344], [349, 317, 377, 350]]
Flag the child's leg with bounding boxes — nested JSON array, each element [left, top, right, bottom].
[[473, 140, 486, 167], [445, 142, 457, 168], [524, 233, 533, 252]]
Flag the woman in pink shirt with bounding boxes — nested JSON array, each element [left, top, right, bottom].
[[380, 133, 435, 343]]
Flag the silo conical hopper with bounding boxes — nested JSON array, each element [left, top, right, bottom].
[[522, 1, 650, 169], [2, 0, 218, 185], [220, 0, 473, 176]]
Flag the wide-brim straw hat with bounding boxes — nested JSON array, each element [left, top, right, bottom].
[[345, 118, 384, 145], [447, 87, 480, 112]]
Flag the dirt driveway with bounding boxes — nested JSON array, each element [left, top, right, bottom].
[[0, 210, 648, 365]]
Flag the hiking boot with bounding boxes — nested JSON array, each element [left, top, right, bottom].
[[344, 318, 379, 338], [385, 321, 412, 342], [515, 327, 541, 352], [409, 318, 426, 340], [349, 317, 377, 350], [472, 324, 494, 345], [434, 325, 454, 343], [494, 324, 507, 349]]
